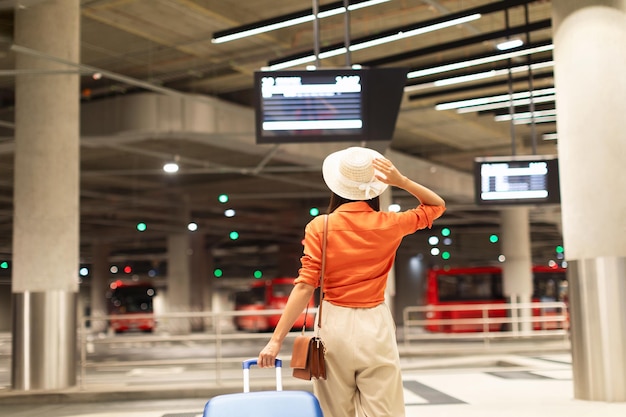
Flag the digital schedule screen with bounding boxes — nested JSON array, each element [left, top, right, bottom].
[[253, 67, 407, 144], [259, 71, 363, 137], [474, 155, 561, 205]]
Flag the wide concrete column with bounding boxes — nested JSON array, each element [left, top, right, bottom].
[[500, 207, 533, 332], [189, 232, 212, 331], [167, 232, 192, 334], [552, 0, 626, 402], [11, 0, 80, 391]]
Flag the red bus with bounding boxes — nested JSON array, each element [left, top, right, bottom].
[[234, 277, 315, 332], [425, 265, 568, 333], [106, 280, 157, 333]]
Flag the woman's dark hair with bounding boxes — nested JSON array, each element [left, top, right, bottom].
[[327, 192, 380, 213]]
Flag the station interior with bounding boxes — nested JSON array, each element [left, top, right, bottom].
[[0, 1, 625, 416]]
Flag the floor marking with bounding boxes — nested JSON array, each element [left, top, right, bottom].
[[487, 371, 550, 379], [403, 380, 466, 406], [532, 355, 572, 365]]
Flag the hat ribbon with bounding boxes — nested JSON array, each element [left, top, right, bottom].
[[358, 180, 385, 199]]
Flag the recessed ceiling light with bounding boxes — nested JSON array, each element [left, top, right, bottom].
[[163, 162, 179, 173], [496, 39, 524, 50]]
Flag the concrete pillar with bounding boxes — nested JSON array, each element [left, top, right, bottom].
[[90, 242, 110, 334], [0, 285, 10, 331], [11, 0, 80, 391], [167, 233, 191, 334], [189, 232, 212, 331], [552, 0, 626, 402], [500, 207, 533, 332]]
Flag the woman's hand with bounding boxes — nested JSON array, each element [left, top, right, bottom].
[[373, 157, 446, 207], [373, 158, 406, 188], [258, 339, 281, 368]]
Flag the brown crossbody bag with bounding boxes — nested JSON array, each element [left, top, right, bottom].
[[290, 214, 328, 380]]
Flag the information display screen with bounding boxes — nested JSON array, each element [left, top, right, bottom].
[[253, 67, 407, 144], [259, 71, 363, 137], [474, 155, 560, 205]]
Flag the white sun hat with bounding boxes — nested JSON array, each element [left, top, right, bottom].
[[322, 146, 388, 200]]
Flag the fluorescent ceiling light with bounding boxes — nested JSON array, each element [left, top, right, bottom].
[[349, 0, 390, 10], [213, 16, 313, 43], [433, 70, 498, 87], [542, 133, 558, 140], [437, 60, 554, 85], [494, 109, 557, 122], [496, 39, 524, 50], [512, 115, 557, 125], [212, 0, 391, 44], [436, 87, 556, 111], [404, 61, 554, 92], [407, 43, 554, 79], [268, 13, 481, 70], [455, 94, 556, 113], [349, 14, 481, 52]]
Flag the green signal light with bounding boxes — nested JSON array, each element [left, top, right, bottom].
[[218, 194, 229, 204], [442, 251, 451, 260], [253, 270, 263, 279], [556, 245, 564, 254], [441, 228, 451, 237], [229, 231, 239, 240], [489, 234, 499, 243], [214, 268, 223, 278], [309, 207, 320, 216], [0, 261, 8, 269], [136, 222, 147, 232]]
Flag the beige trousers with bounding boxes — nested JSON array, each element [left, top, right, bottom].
[[313, 301, 405, 417]]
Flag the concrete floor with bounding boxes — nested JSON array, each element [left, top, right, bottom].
[[2, 351, 626, 417]]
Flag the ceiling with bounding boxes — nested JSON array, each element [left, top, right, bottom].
[[0, 0, 565, 280]]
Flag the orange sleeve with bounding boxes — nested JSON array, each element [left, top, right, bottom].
[[294, 217, 324, 288], [398, 204, 446, 232]]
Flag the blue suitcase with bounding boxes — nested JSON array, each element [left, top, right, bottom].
[[203, 358, 323, 417]]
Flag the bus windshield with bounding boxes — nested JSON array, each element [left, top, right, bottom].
[[107, 281, 156, 333], [110, 285, 155, 313], [437, 272, 503, 302], [533, 271, 568, 302]]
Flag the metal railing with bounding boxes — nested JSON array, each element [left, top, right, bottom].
[[402, 302, 569, 346], [0, 303, 571, 392], [78, 308, 316, 389]]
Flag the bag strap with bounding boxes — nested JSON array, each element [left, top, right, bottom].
[[301, 214, 328, 335], [317, 214, 329, 331]]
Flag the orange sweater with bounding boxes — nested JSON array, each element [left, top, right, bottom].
[[294, 201, 445, 308]]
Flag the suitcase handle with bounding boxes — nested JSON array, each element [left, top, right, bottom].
[[242, 358, 283, 393], [242, 358, 282, 369]]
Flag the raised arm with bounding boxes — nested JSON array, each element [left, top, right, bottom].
[[373, 157, 446, 207]]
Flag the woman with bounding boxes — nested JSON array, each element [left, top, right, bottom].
[[258, 146, 446, 417]]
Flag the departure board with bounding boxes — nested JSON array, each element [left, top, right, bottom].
[[253, 67, 408, 144], [259, 73, 363, 136], [474, 156, 560, 205]]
